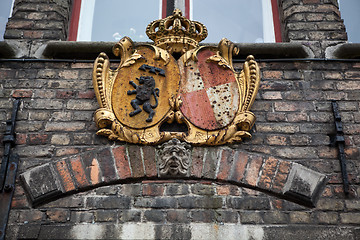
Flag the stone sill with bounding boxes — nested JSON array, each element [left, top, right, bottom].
[[326, 43, 360, 59], [0, 41, 16, 58], [41, 41, 314, 60]]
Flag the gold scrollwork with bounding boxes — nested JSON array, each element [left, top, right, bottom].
[[93, 10, 260, 146]]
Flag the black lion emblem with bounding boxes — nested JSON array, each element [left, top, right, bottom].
[[127, 76, 160, 122]]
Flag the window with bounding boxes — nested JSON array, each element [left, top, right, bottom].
[[339, 0, 360, 43], [0, 0, 14, 41], [69, 0, 281, 43]]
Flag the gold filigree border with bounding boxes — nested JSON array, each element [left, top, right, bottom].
[[93, 37, 260, 146]]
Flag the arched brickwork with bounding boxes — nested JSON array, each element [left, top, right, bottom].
[[21, 145, 327, 207]]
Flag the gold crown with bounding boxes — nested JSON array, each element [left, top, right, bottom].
[[146, 9, 208, 54]]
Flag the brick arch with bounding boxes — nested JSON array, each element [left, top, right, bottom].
[[20, 145, 327, 207]]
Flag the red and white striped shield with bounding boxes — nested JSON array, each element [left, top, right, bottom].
[[179, 47, 239, 130]]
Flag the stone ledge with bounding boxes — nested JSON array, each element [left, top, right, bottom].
[[0, 41, 16, 58], [40, 41, 313, 60], [20, 145, 327, 207], [326, 43, 360, 59]]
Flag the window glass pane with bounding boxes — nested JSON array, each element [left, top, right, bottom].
[[339, 0, 360, 43], [193, 0, 267, 43], [0, 0, 13, 41], [90, 0, 159, 41]]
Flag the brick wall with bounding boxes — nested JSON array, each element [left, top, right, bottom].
[[1, 58, 359, 239], [1, 0, 360, 239]]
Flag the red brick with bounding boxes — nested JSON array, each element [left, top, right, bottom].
[[46, 210, 70, 222], [262, 70, 283, 79], [191, 147, 205, 178], [55, 147, 80, 157], [56, 90, 76, 99], [128, 145, 145, 178], [216, 185, 231, 195], [15, 133, 27, 145], [11, 196, 30, 208], [28, 134, 49, 145], [258, 157, 279, 190], [229, 151, 249, 183], [216, 149, 234, 180], [78, 90, 95, 99], [81, 152, 102, 185], [202, 148, 220, 179], [244, 155, 264, 186], [112, 146, 132, 179], [97, 148, 118, 183], [68, 155, 90, 188], [23, 30, 44, 38], [54, 160, 76, 192], [12, 90, 33, 98], [142, 146, 157, 177], [266, 135, 287, 145], [142, 184, 164, 196], [272, 161, 292, 193]]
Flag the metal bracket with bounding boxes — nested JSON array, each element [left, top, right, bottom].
[[0, 99, 20, 240], [330, 100, 349, 195]]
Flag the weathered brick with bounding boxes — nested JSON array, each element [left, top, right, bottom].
[[68, 155, 90, 188], [142, 146, 157, 177], [191, 210, 215, 222], [190, 147, 205, 178], [165, 184, 189, 196], [289, 212, 312, 223], [272, 161, 292, 193], [28, 133, 49, 145], [118, 210, 141, 222], [86, 196, 131, 209], [166, 210, 190, 223], [142, 184, 164, 196], [228, 151, 249, 183], [258, 157, 279, 189], [191, 183, 215, 195], [112, 146, 132, 179], [51, 134, 71, 145], [144, 210, 165, 222], [128, 145, 145, 178], [45, 122, 85, 132], [239, 211, 264, 224], [12, 89, 33, 98], [96, 148, 118, 183], [81, 152, 102, 185], [266, 135, 288, 145], [202, 148, 220, 179], [94, 210, 117, 222], [54, 160, 76, 192], [46, 209, 70, 223], [216, 148, 234, 181], [244, 155, 263, 186]]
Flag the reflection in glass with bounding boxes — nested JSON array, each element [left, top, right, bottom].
[[193, 0, 264, 43], [91, 0, 159, 41]]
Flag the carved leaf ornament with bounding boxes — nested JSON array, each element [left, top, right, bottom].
[[93, 10, 260, 146]]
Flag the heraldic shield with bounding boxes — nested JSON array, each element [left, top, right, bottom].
[[93, 10, 260, 146]]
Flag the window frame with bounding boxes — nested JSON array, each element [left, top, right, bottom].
[[68, 0, 282, 42]]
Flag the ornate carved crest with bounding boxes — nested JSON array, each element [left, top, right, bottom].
[[93, 10, 260, 145]]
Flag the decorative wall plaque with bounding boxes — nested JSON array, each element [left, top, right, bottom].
[[93, 9, 260, 145]]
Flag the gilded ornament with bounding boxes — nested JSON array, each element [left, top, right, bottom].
[[92, 10, 261, 146]]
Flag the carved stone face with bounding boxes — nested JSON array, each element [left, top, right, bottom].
[[158, 139, 191, 177]]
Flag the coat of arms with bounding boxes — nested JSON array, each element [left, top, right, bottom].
[[93, 9, 260, 145]]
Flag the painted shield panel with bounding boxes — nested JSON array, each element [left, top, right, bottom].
[[179, 47, 239, 130], [112, 45, 180, 129]]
